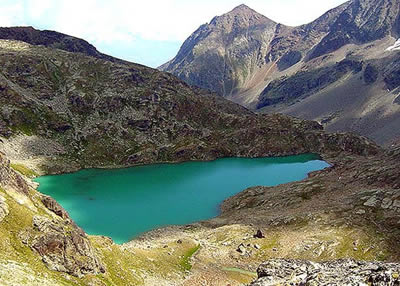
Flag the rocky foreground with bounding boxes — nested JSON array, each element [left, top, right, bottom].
[[250, 259, 400, 285]]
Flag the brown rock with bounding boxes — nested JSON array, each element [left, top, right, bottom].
[[41, 195, 70, 219], [30, 215, 105, 277]]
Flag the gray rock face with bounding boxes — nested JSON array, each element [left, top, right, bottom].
[[161, 0, 400, 146], [163, 0, 400, 98], [250, 259, 400, 286], [309, 0, 400, 60]]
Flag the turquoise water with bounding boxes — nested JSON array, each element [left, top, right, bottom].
[[35, 154, 329, 244]]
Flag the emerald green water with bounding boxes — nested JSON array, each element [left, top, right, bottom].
[[35, 154, 329, 244]]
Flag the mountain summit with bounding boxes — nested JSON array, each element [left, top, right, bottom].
[[159, 5, 280, 99], [222, 4, 274, 21]]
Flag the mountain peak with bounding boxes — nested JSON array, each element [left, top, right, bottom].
[[211, 3, 276, 26], [228, 4, 264, 17], [231, 4, 252, 11]]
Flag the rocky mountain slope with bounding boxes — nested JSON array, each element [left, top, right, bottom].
[[161, 0, 400, 146], [0, 26, 122, 63], [159, 5, 280, 99], [0, 29, 399, 285], [0, 35, 378, 175]]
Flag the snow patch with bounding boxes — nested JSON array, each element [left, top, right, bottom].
[[386, 39, 400, 51]]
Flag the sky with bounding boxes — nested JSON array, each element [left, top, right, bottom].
[[0, 0, 348, 68]]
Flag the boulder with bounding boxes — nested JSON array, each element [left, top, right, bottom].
[[237, 243, 247, 254], [30, 215, 105, 277], [250, 259, 400, 286], [254, 229, 265, 239], [41, 195, 70, 219]]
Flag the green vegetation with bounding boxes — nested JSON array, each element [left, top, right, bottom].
[[9, 108, 39, 136], [222, 267, 257, 277], [0, 189, 84, 285], [180, 244, 200, 271], [10, 163, 38, 178]]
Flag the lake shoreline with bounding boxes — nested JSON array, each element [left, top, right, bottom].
[[35, 155, 329, 244]]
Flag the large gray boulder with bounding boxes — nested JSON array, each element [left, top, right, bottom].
[[250, 259, 400, 286]]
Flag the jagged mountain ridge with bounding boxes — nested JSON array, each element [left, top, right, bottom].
[[161, 0, 400, 97], [309, 0, 400, 59], [161, 0, 400, 146]]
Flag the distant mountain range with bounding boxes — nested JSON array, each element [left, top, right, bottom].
[[160, 0, 400, 146]]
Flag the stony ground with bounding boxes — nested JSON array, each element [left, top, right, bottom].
[[250, 259, 400, 285]]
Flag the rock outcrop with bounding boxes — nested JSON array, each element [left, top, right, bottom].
[[30, 215, 105, 277], [0, 152, 29, 194], [250, 259, 400, 285], [0, 151, 104, 279], [40, 195, 70, 219]]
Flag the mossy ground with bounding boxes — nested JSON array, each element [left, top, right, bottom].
[[88, 235, 203, 285], [180, 244, 200, 271], [10, 163, 38, 178], [0, 188, 83, 285]]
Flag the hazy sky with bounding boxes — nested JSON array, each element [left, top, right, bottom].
[[0, 0, 348, 67]]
